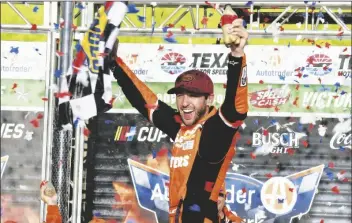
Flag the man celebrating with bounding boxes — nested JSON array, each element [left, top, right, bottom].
[[109, 18, 248, 223]]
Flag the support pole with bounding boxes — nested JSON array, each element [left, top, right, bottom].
[[51, 2, 74, 222]]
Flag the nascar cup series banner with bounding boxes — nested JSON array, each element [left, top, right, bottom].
[[90, 113, 351, 223], [117, 44, 351, 86], [1, 110, 44, 222]]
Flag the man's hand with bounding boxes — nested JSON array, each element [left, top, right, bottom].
[[228, 18, 248, 57], [40, 181, 58, 205]]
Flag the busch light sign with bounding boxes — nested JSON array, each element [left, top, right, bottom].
[[128, 159, 324, 223]]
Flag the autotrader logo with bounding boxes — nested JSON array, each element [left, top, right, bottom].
[[261, 177, 297, 215], [305, 53, 332, 76], [160, 52, 187, 75]]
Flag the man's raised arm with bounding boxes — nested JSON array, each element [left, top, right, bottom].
[[219, 19, 249, 127], [109, 44, 180, 140]]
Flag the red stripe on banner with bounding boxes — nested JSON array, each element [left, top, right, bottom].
[[72, 50, 87, 74], [105, 1, 114, 11]]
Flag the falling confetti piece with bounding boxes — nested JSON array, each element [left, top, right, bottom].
[[328, 162, 335, 168], [181, 25, 186, 31], [33, 6, 39, 13], [31, 24, 37, 30], [42, 97, 48, 101], [54, 23, 59, 30], [30, 119, 39, 128], [274, 106, 280, 112], [164, 36, 177, 43], [189, 204, 201, 212], [287, 148, 295, 155], [331, 186, 340, 194], [104, 120, 114, 124], [10, 46, 19, 54], [127, 4, 139, 13], [302, 140, 309, 147], [204, 181, 214, 192], [166, 30, 174, 38], [11, 83, 18, 90], [201, 16, 208, 25], [71, 24, 77, 31], [152, 150, 157, 159], [250, 152, 256, 159], [241, 187, 247, 194], [259, 80, 264, 84], [83, 128, 91, 136], [245, 1, 253, 6], [137, 15, 146, 22], [37, 113, 44, 119], [76, 2, 85, 10], [162, 26, 169, 32], [54, 69, 62, 78], [56, 51, 64, 57], [265, 173, 273, 178]]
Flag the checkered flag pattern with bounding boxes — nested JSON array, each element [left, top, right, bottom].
[[58, 2, 127, 129]]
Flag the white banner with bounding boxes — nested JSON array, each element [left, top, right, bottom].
[[1, 41, 47, 80], [117, 44, 351, 86]]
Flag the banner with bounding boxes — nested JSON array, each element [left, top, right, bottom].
[[1, 110, 44, 222], [87, 113, 351, 223], [1, 41, 47, 80], [117, 44, 351, 86], [1, 79, 350, 116]]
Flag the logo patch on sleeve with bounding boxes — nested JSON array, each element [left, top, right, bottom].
[[240, 66, 247, 87]]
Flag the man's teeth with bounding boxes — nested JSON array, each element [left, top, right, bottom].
[[183, 110, 193, 113]]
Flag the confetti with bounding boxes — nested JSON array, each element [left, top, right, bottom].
[[250, 152, 256, 159], [287, 148, 295, 155], [104, 120, 114, 125], [189, 204, 201, 212], [33, 6, 39, 13], [265, 173, 273, 178], [30, 119, 39, 128], [320, 220, 324, 223], [201, 16, 208, 25], [11, 83, 18, 90], [54, 69, 62, 78], [245, 1, 253, 6], [56, 51, 64, 57], [181, 25, 186, 31], [302, 140, 309, 147], [37, 113, 44, 119], [31, 24, 37, 30], [76, 2, 85, 10], [10, 46, 19, 54], [204, 181, 214, 192], [127, 4, 139, 13], [137, 15, 146, 22], [83, 128, 91, 136], [164, 36, 177, 43], [71, 24, 77, 31], [331, 186, 340, 194], [259, 80, 264, 84], [42, 97, 48, 101]]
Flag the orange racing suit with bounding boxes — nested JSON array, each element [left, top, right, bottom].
[[110, 53, 248, 223]]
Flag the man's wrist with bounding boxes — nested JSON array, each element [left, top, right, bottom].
[[47, 201, 58, 205], [231, 50, 244, 58]]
